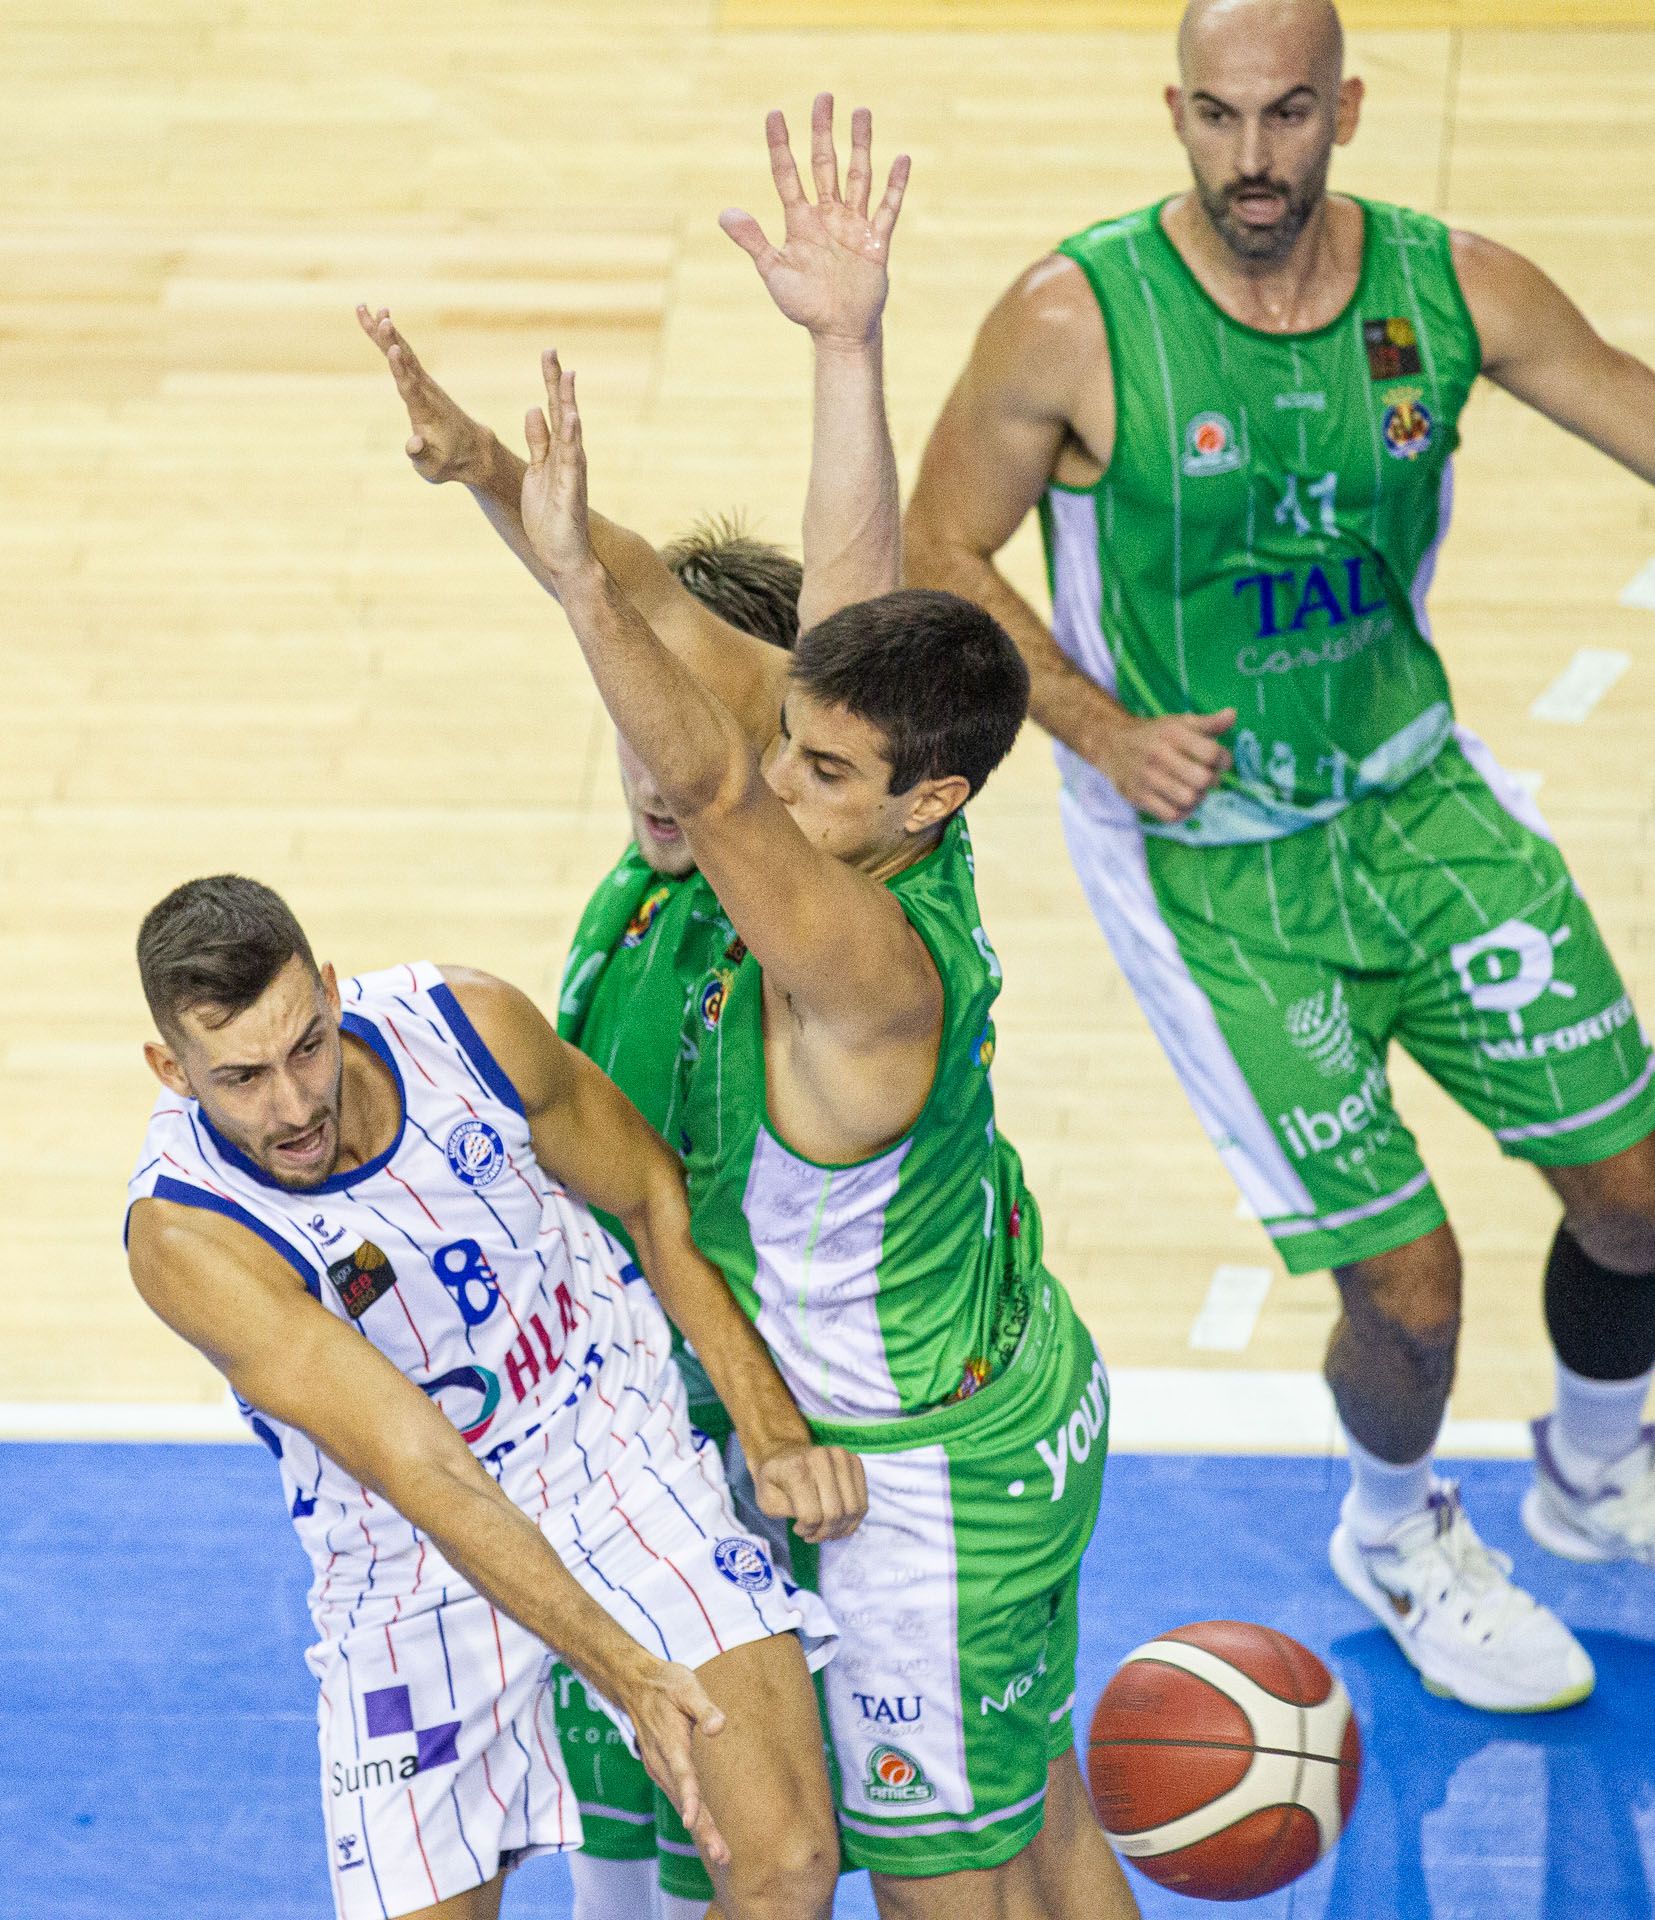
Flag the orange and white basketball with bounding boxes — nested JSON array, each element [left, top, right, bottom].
[[1087, 1621, 1361, 1902]]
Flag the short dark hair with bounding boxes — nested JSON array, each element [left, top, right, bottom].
[[137, 875, 317, 1039], [791, 588, 1029, 799], [660, 514, 801, 651]]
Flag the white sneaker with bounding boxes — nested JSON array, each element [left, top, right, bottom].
[[1329, 1483, 1595, 1712], [1524, 1416, 1655, 1567]]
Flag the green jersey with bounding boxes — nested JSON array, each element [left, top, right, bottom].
[[1040, 196, 1481, 844], [679, 815, 1039, 1424], [557, 845, 735, 1156], [558, 844, 737, 1436]]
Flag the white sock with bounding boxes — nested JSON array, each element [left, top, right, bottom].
[[1550, 1360, 1653, 1480], [1342, 1425, 1436, 1545], [568, 1852, 660, 1920], [657, 1893, 713, 1920]]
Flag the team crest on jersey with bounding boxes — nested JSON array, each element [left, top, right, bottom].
[[445, 1118, 505, 1188], [1381, 389, 1434, 460], [865, 1745, 934, 1804], [1364, 316, 1422, 382], [971, 1023, 996, 1070], [699, 972, 732, 1032], [1181, 411, 1243, 476], [712, 1536, 774, 1592], [327, 1241, 399, 1320], [621, 885, 671, 949]]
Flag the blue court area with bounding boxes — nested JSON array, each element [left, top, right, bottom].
[[5, 1445, 1652, 1920]]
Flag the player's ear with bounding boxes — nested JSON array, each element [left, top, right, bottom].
[[903, 775, 971, 836], [320, 961, 342, 1021], [1334, 75, 1363, 145], [1165, 84, 1186, 138], [144, 1038, 190, 1099]]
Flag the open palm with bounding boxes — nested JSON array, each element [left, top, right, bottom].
[[720, 93, 910, 347]]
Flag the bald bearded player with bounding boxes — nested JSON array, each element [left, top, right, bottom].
[[907, 0, 1655, 1714]]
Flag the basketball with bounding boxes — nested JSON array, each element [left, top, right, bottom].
[[1087, 1621, 1361, 1902]]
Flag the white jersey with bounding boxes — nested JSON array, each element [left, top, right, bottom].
[[125, 961, 679, 1647]]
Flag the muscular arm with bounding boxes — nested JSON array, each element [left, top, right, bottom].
[[520, 477, 937, 1058], [443, 968, 866, 1540], [1455, 231, 1655, 485], [126, 1196, 729, 1843], [904, 257, 1233, 823]]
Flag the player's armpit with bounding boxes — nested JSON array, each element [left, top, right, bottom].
[[1453, 230, 1655, 486]]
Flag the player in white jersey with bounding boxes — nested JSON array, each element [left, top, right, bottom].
[[125, 875, 865, 1920]]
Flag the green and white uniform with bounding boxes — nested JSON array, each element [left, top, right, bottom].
[[681, 816, 1108, 1874], [550, 845, 733, 1903], [1042, 198, 1655, 1271]]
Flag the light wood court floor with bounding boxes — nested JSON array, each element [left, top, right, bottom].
[[4, 1, 1652, 1430]]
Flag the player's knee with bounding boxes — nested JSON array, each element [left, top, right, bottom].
[[720, 1817, 837, 1920], [1337, 1228, 1463, 1340], [1563, 1202, 1655, 1276]]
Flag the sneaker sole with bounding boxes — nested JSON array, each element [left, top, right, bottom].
[[1520, 1484, 1642, 1566], [1329, 1523, 1596, 1714]]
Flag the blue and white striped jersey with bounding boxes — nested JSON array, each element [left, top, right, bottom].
[[126, 961, 677, 1647]]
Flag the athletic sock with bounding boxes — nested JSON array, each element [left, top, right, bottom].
[[1341, 1425, 1437, 1546], [1549, 1359, 1654, 1483], [568, 1852, 660, 1920]]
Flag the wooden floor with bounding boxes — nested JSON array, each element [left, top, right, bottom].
[[5, 0, 1652, 1429]]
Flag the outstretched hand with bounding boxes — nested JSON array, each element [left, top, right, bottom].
[[719, 93, 910, 348], [521, 349, 595, 582], [356, 305, 491, 486]]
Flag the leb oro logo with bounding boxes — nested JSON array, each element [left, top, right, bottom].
[[865, 1744, 935, 1805]]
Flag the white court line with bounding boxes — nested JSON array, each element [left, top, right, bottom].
[[1618, 557, 1655, 611], [1529, 648, 1630, 723], [1188, 1265, 1273, 1351], [0, 1376, 1535, 1456]]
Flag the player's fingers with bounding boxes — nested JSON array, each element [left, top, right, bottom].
[[844, 104, 873, 216], [765, 108, 807, 210], [540, 347, 563, 440], [821, 1448, 866, 1538], [1191, 705, 1238, 736], [872, 154, 911, 246], [385, 343, 423, 404], [524, 406, 550, 464], [788, 1463, 827, 1542], [717, 207, 781, 274], [560, 367, 581, 449], [809, 89, 840, 204]]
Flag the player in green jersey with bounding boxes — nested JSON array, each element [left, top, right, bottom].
[[906, 0, 1655, 1715], [509, 107, 1139, 1920]]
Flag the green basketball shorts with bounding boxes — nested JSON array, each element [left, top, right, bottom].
[[1061, 732, 1655, 1274], [801, 1278, 1108, 1877]]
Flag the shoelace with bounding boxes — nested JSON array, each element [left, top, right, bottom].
[[1384, 1487, 1535, 1640]]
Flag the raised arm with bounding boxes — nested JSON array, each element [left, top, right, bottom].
[[1453, 231, 1655, 486], [519, 353, 941, 1076], [440, 967, 867, 1543], [127, 1197, 731, 1859], [357, 306, 786, 744], [719, 95, 909, 626], [904, 257, 1234, 824]]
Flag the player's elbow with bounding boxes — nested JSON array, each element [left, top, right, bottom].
[[901, 497, 985, 592]]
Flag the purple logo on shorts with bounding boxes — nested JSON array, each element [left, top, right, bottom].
[[331, 1684, 461, 1797]]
